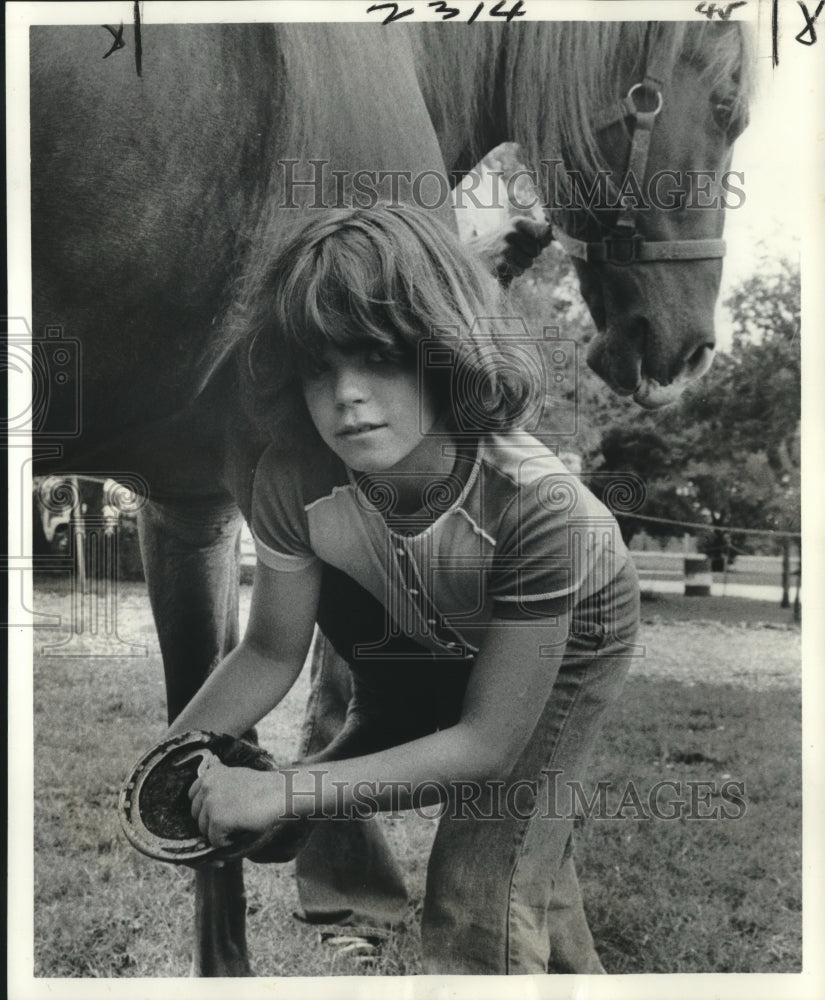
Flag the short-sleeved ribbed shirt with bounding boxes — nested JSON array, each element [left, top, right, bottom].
[[251, 432, 628, 659]]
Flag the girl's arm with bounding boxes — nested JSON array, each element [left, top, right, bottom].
[[190, 602, 571, 844], [166, 558, 321, 739], [299, 606, 571, 801]]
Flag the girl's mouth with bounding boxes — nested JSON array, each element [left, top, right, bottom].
[[337, 422, 388, 438]]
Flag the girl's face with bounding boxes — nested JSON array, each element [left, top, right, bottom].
[[301, 345, 440, 473]]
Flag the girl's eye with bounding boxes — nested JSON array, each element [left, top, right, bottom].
[[366, 349, 392, 366], [302, 360, 330, 380], [365, 345, 409, 368]]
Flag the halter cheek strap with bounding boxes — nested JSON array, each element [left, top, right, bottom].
[[552, 41, 727, 266]]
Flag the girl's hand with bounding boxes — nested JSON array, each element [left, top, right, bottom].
[[187, 753, 282, 849]]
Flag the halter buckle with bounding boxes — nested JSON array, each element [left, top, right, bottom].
[[599, 233, 645, 265], [626, 82, 663, 118]]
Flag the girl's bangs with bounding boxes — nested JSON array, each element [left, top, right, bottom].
[[277, 238, 425, 373]]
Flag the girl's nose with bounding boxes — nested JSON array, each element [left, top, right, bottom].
[[333, 363, 369, 407]]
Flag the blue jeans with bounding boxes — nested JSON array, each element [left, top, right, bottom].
[[294, 559, 640, 974]]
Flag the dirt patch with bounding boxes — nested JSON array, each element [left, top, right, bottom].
[[632, 619, 800, 690]]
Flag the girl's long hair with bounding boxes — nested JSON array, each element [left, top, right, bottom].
[[238, 203, 537, 446]]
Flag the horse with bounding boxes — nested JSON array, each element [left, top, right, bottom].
[[28, 19, 753, 975], [410, 20, 753, 405]]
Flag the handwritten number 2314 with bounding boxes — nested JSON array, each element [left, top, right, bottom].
[[367, 2, 526, 25]]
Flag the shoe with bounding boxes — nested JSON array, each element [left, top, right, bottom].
[[320, 931, 383, 967]]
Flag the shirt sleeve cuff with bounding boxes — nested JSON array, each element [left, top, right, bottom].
[[492, 592, 572, 620], [253, 534, 318, 572]]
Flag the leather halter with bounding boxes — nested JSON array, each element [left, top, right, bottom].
[[551, 44, 727, 266]]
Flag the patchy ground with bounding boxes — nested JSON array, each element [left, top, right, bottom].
[[25, 578, 802, 977]]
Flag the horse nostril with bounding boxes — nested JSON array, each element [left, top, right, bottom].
[[684, 343, 715, 380]]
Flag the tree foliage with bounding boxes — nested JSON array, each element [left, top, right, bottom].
[[671, 253, 801, 541], [511, 245, 801, 551]]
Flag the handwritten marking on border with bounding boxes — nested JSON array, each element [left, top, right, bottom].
[[367, 1, 526, 25], [796, 0, 825, 44], [695, 2, 747, 20]]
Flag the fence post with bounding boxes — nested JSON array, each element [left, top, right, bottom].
[[793, 541, 801, 621], [684, 554, 712, 596], [781, 538, 790, 608], [69, 475, 86, 593]]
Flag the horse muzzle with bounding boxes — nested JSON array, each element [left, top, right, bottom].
[[633, 342, 716, 408], [587, 319, 716, 409]]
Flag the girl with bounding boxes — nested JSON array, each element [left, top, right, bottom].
[[167, 204, 640, 975]]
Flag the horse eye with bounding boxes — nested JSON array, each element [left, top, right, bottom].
[[712, 98, 748, 140], [712, 100, 733, 131]]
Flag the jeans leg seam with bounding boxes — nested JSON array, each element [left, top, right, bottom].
[[504, 673, 592, 975]]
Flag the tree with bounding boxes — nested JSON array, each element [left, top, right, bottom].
[[673, 252, 801, 547], [586, 425, 696, 545]]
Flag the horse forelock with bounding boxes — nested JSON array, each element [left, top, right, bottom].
[[683, 21, 756, 121], [503, 22, 754, 201]]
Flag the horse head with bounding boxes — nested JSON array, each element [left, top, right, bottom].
[[508, 22, 754, 407]]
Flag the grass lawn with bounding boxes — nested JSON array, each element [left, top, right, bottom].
[[29, 578, 801, 977], [639, 587, 799, 627], [581, 678, 802, 973]]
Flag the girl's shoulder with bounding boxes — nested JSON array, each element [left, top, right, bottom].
[[253, 443, 348, 509], [479, 431, 574, 486], [479, 431, 617, 524]]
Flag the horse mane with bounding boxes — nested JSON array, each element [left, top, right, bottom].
[[275, 22, 755, 204], [411, 21, 755, 195], [233, 20, 755, 336], [408, 23, 504, 163], [275, 25, 361, 164], [506, 21, 755, 195]]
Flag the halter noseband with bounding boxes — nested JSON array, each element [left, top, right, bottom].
[[551, 44, 727, 266]]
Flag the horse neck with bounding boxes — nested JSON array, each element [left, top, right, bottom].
[[409, 22, 509, 177]]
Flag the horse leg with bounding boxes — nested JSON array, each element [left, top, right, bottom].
[[288, 634, 409, 933], [137, 495, 251, 977]]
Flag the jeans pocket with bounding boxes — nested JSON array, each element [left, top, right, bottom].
[[568, 620, 607, 654]]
